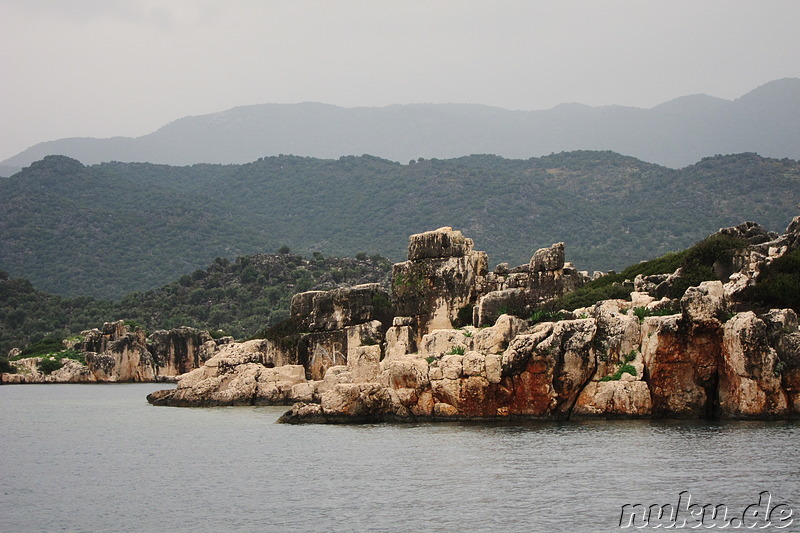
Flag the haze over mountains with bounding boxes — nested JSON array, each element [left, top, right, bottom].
[[2, 78, 799, 175]]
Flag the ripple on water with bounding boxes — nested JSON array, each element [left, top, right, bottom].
[[1, 384, 798, 533]]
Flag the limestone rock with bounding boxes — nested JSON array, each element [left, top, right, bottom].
[[85, 325, 156, 382], [277, 402, 326, 424], [573, 380, 653, 418], [378, 357, 430, 390], [290, 381, 317, 403], [291, 284, 391, 332], [592, 311, 642, 380], [317, 365, 353, 393], [407, 227, 474, 261], [147, 327, 215, 376], [318, 383, 396, 422], [419, 329, 472, 358], [634, 273, 669, 295], [348, 345, 381, 383], [392, 252, 488, 335], [392, 227, 488, 336], [255, 365, 307, 405], [433, 402, 459, 417], [439, 354, 464, 379], [761, 309, 800, 416], [718, 221, 777, 245], [530, 242, 565, 273], [299, 330, 347, 381], [462, 351, 485, 377], [719, 312, 788, 418], [485, 354, 502, 384], [474, 314, 527, 354], [147, 342, 308, 407], [1, 357, 97, 384], [681, 281, 725, 326], [384, 325, 416, 361], [474, 288, 529, 327], [641, 315, 720, 418], [345, 320, 383, 358], [501, 319, 597, 419]]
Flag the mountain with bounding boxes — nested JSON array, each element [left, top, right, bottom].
[[2, 151, 799, 300], [3, 79, 799, 173]]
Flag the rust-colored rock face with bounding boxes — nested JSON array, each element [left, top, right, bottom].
[[500, 320, 597, 419], [641, 317, 721, 418], [138, 220, 800, 423]]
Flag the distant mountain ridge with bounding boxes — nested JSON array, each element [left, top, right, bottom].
[[2, 150, 799, 299], [3, 78, 799, 174]]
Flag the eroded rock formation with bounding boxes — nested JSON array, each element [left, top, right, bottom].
[[273, 219, 800, 423], [2, 322, 220, 384]]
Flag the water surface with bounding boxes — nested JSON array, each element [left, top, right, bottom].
[[1, 384, 797, 532]]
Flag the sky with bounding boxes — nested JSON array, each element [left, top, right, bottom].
[[1, 0, 799, 162]]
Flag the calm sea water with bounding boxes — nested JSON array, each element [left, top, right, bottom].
[[1, 384, 798, 532]]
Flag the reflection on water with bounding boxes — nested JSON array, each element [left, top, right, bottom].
[[1, 384, 797, 533]]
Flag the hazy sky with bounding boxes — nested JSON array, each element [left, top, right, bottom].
[[1, 0, 798, 161]]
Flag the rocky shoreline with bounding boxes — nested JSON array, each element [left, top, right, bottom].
[[1, 323, 224, 384], [4, 220, 798, 423], [140, 220, 800, 423]]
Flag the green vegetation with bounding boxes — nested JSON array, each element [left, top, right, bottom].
[[393, 272, 426, 301], [600, 363, 638, 382], [2, 152, 798, 300], [740, 248, 800, 312], [37, 356, 64, 375], [0, 253, 392, 359], [632, 306, 677, 322], [446, 346, 466, 356], [553, 234, 749, 310], [529, 309, 565, 325], [19, 336, 66, 358]]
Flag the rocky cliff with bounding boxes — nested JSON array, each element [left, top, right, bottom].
[[143, 221, 800, 423], [1, 322, 221, 384]]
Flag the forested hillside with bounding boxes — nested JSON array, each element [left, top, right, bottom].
[[0, 253, 392, 357], [2, 151, 799, 299]]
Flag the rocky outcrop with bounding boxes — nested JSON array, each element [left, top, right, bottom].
[[138, 220, 800, 423], [147, 340, 307, 407], [392, 227, 488, 335], [474, 243, 587, 326], [719, 312, 789, 418], [640, 315, 720, 418], [84, 323, 156, 382], [1, 357, 97, 384], [3, 321, 221, 383], [407, 226, 475, 261], [147, 327, 217, 376], [290, 283, 391, 332]]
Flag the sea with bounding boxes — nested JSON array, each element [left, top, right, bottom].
[[1, 383, 798, 532]]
